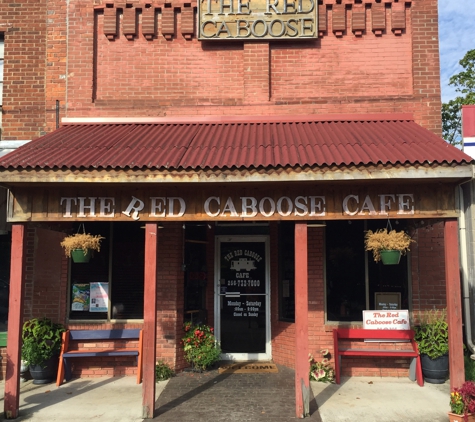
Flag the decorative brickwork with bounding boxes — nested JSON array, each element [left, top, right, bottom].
[[332, 4, 346, 37], [103, 5, 118, 40], [142, 5, 156, 39], [161, 5, 175, 40], [371, 3, 386, 35], [352, 4, 366, 36], [318, 4, 327, 36], [391, 1, 406, 35], [123, 5, 138, 40], [180, 5, 194, 39]]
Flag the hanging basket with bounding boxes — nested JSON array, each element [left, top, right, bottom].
[[71, 249, 91, 263], [380, 250, 401, 265]]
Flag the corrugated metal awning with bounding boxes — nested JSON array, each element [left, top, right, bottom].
[[0, 114, 472, 171]]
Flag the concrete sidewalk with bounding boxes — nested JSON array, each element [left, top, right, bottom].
[[0, 369, 451, 421], [312, 376, 450, 422]]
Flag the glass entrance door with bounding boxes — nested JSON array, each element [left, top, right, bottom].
[[215, 236, 271, 361]]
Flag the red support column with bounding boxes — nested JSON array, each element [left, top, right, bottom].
[[444, 219, 464, 391], [295, 223, 309, 418], [4, 224, 26, 419], [142, 223, 158, 418]]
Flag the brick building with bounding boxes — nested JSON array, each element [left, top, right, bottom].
[[0, 0, 473, 418]]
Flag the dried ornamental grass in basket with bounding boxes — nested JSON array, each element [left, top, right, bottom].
[[364, 228, 414, 262], [60, 233, 105, 257]]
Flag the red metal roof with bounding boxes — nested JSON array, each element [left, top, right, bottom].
[[0, 115, 472, 170]]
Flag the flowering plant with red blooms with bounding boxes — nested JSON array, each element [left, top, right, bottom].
[[450, 381, 475, 420], [182, 323, 221, 371]]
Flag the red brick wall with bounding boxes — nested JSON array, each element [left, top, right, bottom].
[[65, 322, 143, 378], [270, 223, 295, 367], [0, 0, 49, 140], [156, 223, 185, 371], [0, 0, 442, 139], [308, 228, 327, 362], [411, 221, 447, 320]]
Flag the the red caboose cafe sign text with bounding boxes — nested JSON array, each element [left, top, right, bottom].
[[7, 184, 458, 222], [59, 193, 415, 220]]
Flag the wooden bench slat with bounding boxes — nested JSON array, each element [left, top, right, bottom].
[[69, 329, 141, 341], [339, 350, 418, 357], [56, 329, 143, 387], [64, 351, 139, 358]]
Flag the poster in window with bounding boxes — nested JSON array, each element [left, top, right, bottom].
[[90, 282, 109, 312], [71, 284, 90, 311]]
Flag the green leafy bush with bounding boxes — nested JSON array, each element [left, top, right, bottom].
[[414, 309, 448, 360], [155, 360, 174, 381], [465, 354, 475, 382], [182, 323, 221, 372], [21, 317, 65, 367]]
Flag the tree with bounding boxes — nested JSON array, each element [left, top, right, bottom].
[[442, 49, 475, 145]]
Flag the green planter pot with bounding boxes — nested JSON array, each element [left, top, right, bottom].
[[380, 250, 401, 265], [71, 249, 91, 263]]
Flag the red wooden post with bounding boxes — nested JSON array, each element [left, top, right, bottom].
[[4, 224, 26, 419], [444, 219, 464, 391], [142, 223, 158, 418], [295, 223, 309, 418]]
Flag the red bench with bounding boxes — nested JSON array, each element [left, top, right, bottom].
[[56, 329, 143, 386], [332, 328, 423, 387]]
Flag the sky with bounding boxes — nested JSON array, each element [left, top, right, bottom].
[[438, 0, 475, 103]]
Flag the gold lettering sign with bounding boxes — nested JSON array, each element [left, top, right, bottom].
[[198, 0, 318, 40], [6, 184, 458, 222]]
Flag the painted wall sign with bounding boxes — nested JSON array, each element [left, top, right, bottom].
[[198, 0, 318, 40], [6, 183, 458, 222], [362, 310, 410, 330]]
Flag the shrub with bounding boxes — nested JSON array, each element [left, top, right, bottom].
[[155, 361, 174, 381], [414, 309, 449, 360], [21, 317, 65, 367], [182, 323, 221, 372], [465, 355, 475, 382]]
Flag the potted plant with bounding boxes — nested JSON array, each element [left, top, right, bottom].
[[449, 381, 475, 422], [60, 232, 104, 263], [182, 322, 221, 372], [414, 308, 449, 384], [21, 317, 66, 384], [309, 349, 335, 383], [364, 228, 414, 265]]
